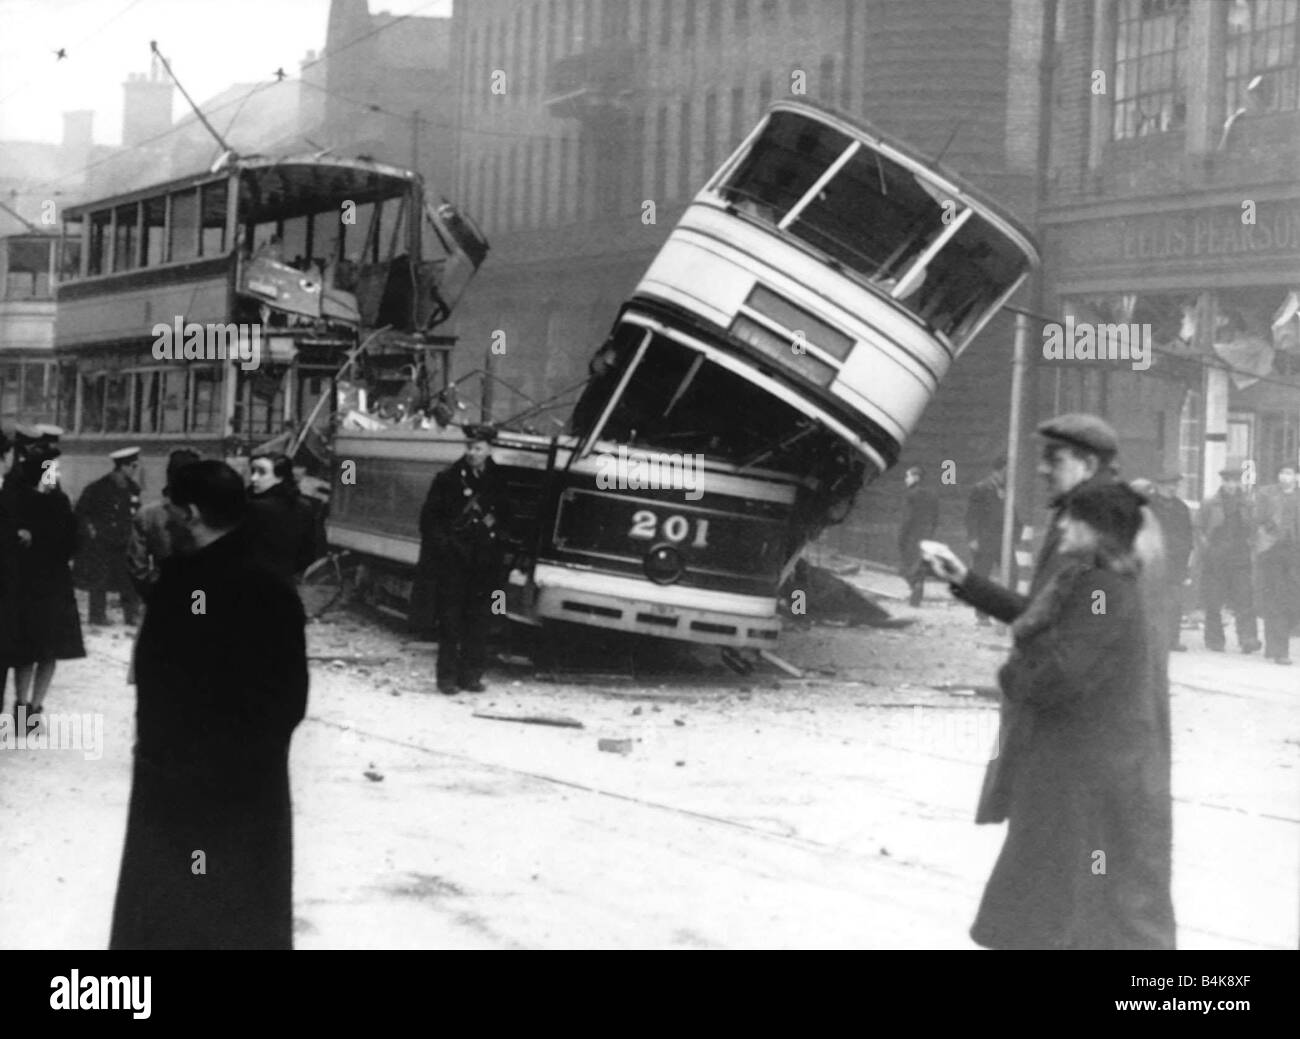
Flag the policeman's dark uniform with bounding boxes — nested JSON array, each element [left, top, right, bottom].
[[418, 427, 510, 693], [1197, 468, 1260, 653], [74, 446, 143, 625]]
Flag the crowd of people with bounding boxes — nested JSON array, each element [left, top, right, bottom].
[[0, 426, 322, 729], [898, 446, 1300, 665]]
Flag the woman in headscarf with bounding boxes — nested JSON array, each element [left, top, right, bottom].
[[244, 452, 317, 583], [1, 440, 85, 729], [968, 481, 1175, 950]]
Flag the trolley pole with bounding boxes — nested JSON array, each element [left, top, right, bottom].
[[1000, 312, 1030, 587]]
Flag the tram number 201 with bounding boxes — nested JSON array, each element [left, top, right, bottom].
[[628, 509, 710, 549]]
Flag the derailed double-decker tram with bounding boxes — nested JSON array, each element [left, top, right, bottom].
[[530, 100, 1039, 653], [52, 153, 485, 495]]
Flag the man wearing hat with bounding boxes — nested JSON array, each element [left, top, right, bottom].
[[1147, 470, 1194, 651], [1196, 466, 1261, 654], [73, 447, 143, 626], [416, 425, 511, 694], [925, 413, 1169, 813], [964, 454, 1023, 625]]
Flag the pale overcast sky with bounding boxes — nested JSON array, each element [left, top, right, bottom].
[[0, 0, 453, 145]]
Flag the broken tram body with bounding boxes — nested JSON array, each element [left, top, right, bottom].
[[531, 100, 1040, 648], [50, 154, 485, 496]]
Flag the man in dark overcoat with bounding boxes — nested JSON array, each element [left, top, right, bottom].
[[964, 455, 1022, 624], [896, 464, 938, 607], [74, 446, 143, 625], [417, 425, 510, 695], [925, 413, 1174, 948], [110, 461, 308, 950], [970, 482, 1173, 948], [1197, 467, 1261, 654]]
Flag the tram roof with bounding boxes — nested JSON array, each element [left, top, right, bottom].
[[763, 100, 1039, 261], [63, 154, 421, 218]]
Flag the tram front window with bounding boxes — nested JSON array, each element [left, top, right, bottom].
[[574, 326, 833, 474]]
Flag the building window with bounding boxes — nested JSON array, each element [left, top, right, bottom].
[[684, 0, 697, 37], [660, 0, 673, 46], [1113, 0, 1190, 139], [1178, 387, 1202, 501], [735, 0, 748, 24], [703, 90, 718, 174], [819, 55, 836, 101], [730, 85, 746, 147], [678, 99, 693, 198], [639, 0, 652, 44], [654, 106, 669, 199], [1227, 0, 1300, 115], [708, 0, 722, 37]]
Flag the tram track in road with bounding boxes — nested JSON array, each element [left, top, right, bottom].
[[89, 639, 1300, 830], [86, 641, 1294, 948]]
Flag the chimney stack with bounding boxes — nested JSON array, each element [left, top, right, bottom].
[[122, 65, 174, 147]]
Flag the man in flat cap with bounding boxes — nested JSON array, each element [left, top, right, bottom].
[[923, 412, 1173, 947], [74, 446, 143, 626], [1196, 465, 1261, 655], [417, 425, 511, 694], [1147, 470, 1194, 651]]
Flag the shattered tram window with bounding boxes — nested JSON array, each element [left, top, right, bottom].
[[717, 111, 850, 224]]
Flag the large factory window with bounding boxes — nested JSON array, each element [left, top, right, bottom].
[[1227, 0, 1299, 114], [1113, 0, 1189, 139]]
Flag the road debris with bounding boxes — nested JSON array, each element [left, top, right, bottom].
[[598, 738, 634, 754], [473, 711, 585, 729]]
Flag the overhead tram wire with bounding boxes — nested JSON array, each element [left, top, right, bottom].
[[0, 0, 152, 109], [26, 0, 448, 194]]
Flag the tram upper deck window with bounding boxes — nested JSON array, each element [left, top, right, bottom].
[[900, 214, 1029, 349], [61, 217, 83, 280], [717, 114, 948, 282], [142, 196, 166, 267], [717, 111, 848, 225], [88, 210, 112, 276], [114, 203, 139, 271], [199, 181, 228, 256], [169, 189, 199, 262]]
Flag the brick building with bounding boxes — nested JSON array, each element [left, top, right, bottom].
[[1037, 0, 1300, 501], [450, 0, 1053, 558]]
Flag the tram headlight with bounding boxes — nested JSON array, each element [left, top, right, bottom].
[[643, 543, 685, 585]]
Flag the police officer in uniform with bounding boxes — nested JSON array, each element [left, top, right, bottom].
[[417, 425, 510, 695], [74, 446, 143, 626]]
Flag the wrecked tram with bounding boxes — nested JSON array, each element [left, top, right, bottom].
[[527, 100, 1040, 649], [327, 101, 1038, 657], [48, 154, 485, 495]]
